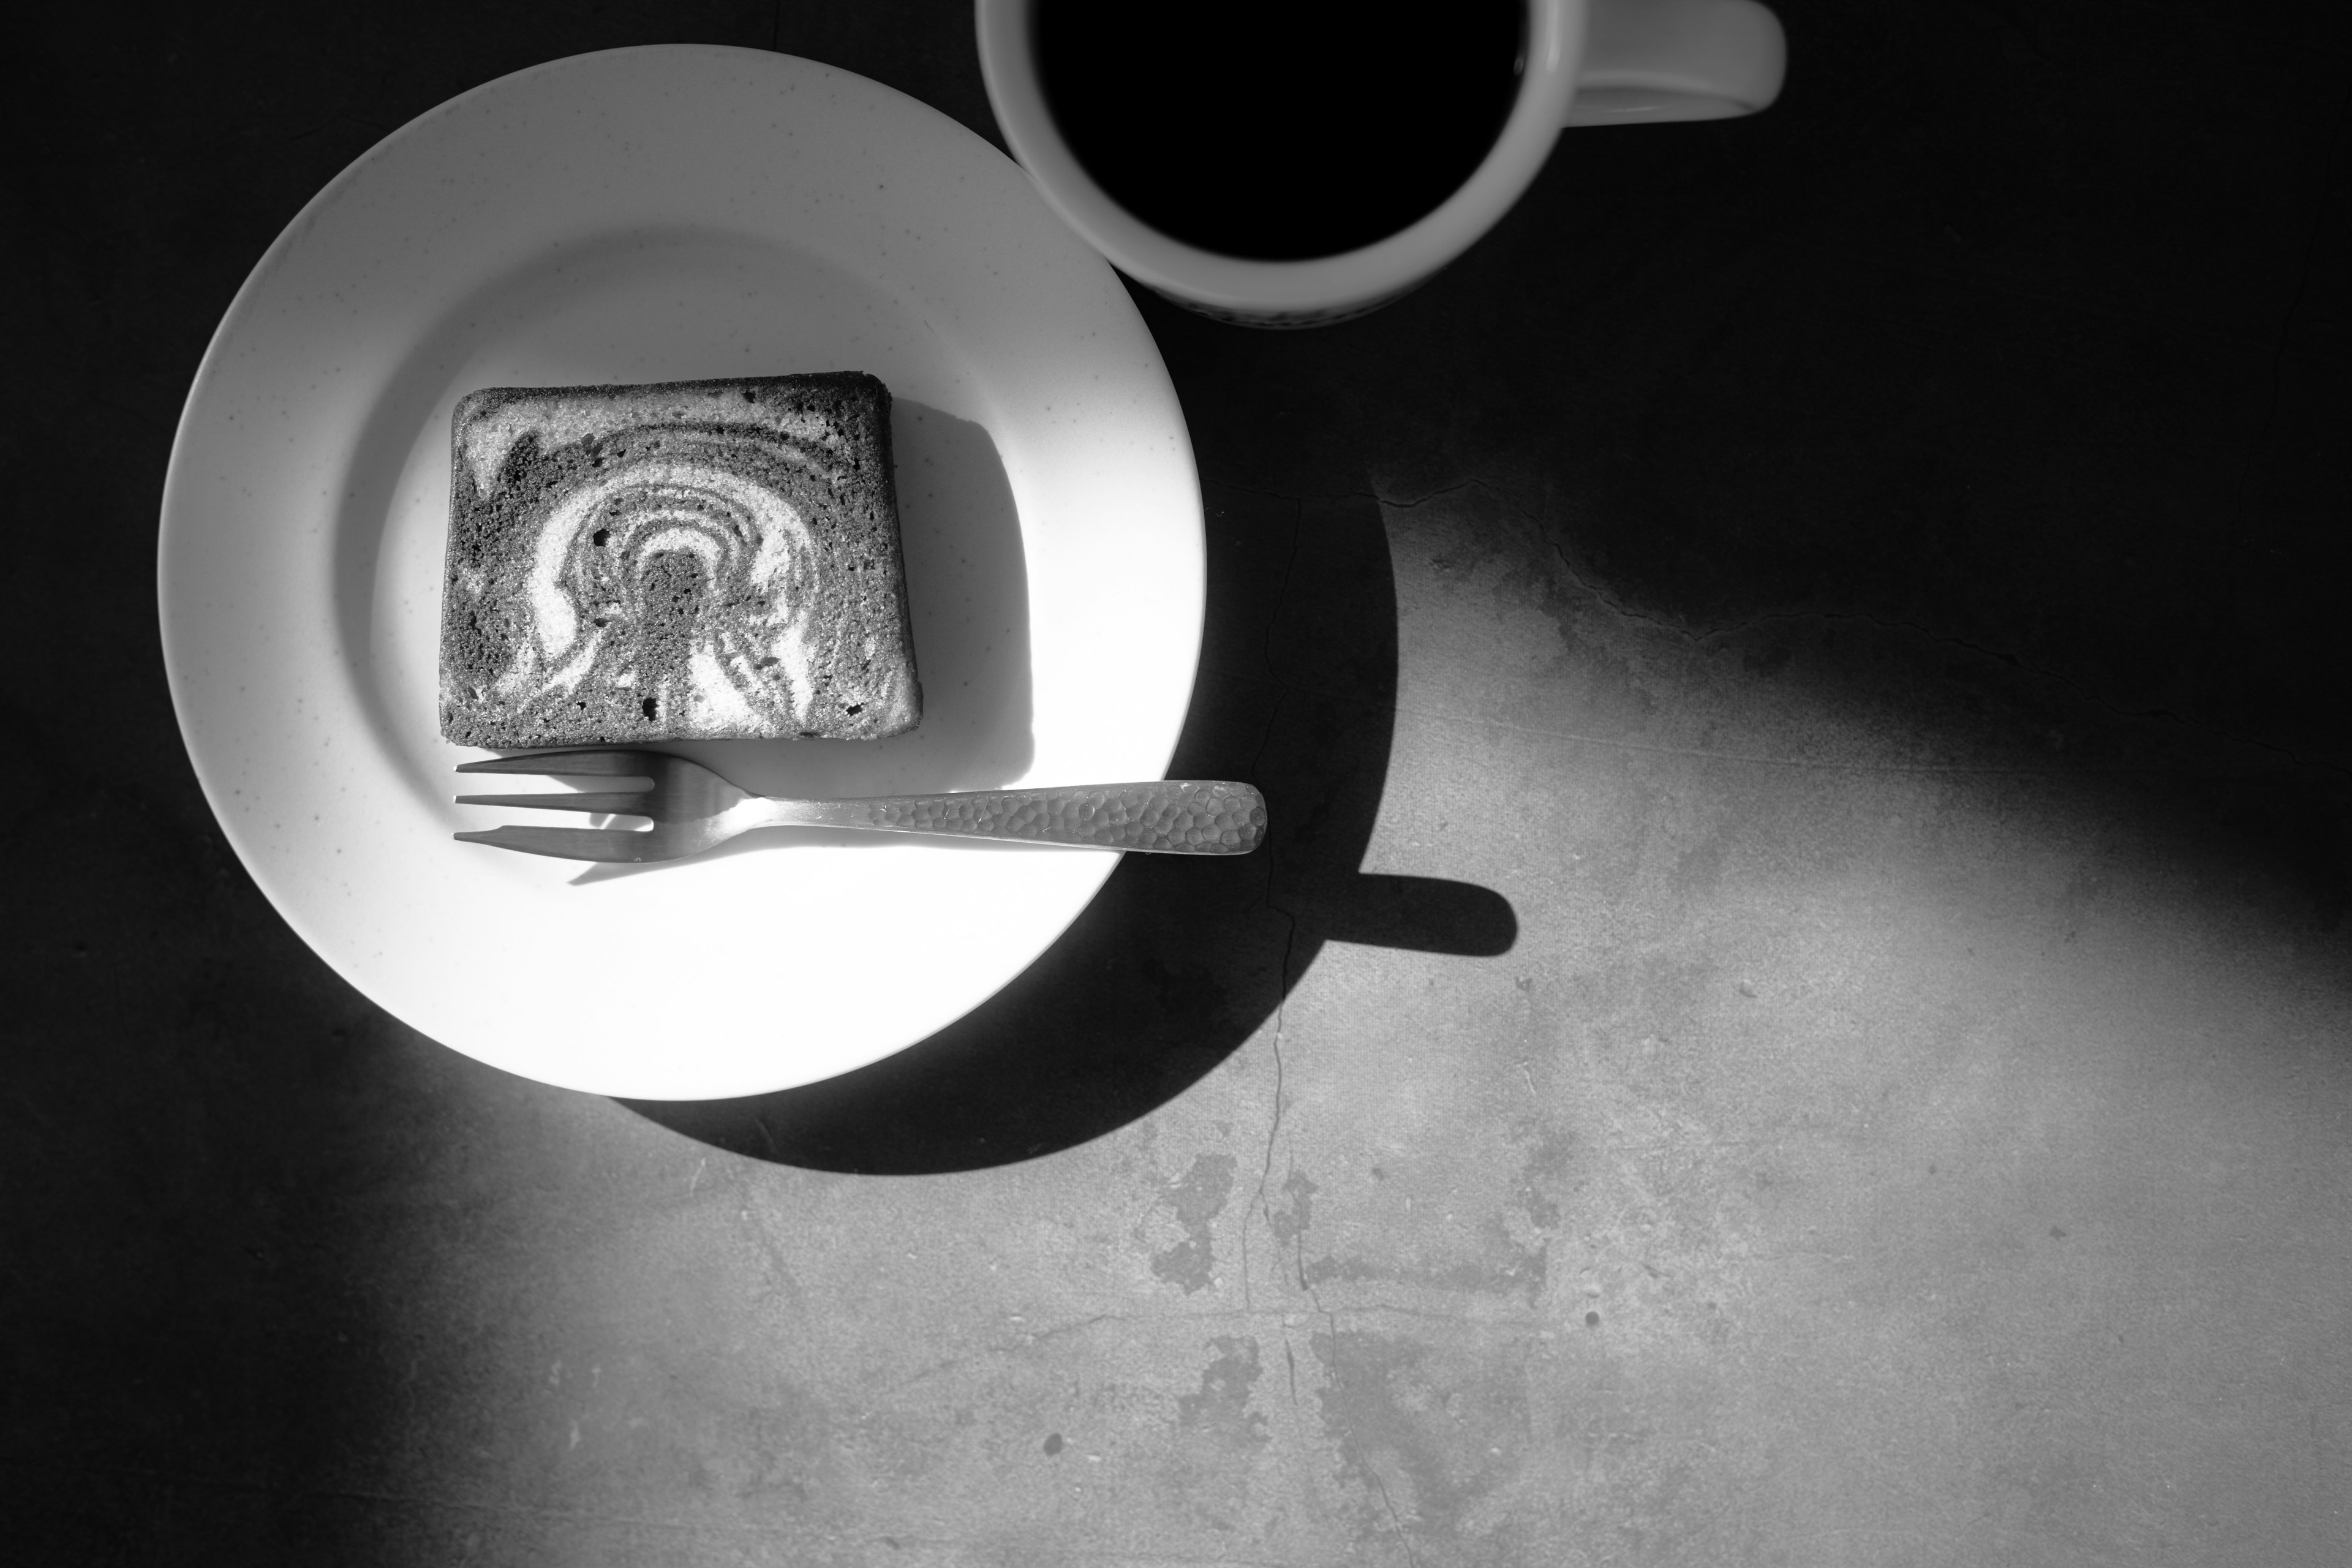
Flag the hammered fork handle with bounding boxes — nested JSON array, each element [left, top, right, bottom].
[[769, 780, 1265, 854]]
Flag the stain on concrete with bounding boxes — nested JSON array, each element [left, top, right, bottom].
[[1533, 636, 1659, 741], [1515, 1123, 1572, 1232], [1672, 831, 1733, 899], [1150, 1152, 1237, 1294], [1175, 1336, 1268, 1450], [650, 1374, 839, 1507], [1310, 1328, 1529, 1556], [1268, 1169, 1317, 1244], [1303, 1214, 1548, 1306], [1989, 1449, 2115, 1555]]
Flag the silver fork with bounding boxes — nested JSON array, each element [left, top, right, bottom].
[[453, 748, 1267, 863]]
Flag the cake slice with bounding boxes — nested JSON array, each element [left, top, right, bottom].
[[438, 372, 921, 746]]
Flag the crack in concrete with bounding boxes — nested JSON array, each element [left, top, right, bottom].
[[1013, 1311, 1121, 1348], [878, 1314, 1127, 1394], [1243, 990, 1289, 1319], [1370, 1469, 1422, 1568], [733, 1200, 801, 1310], [865, 1542, 1343, 1568], [1311, 1299, 1540, 1327], [1289, 1161, 1314, 1296], [1238, 488, 1305, 1318], [1316, 1306, 1422, 1568]]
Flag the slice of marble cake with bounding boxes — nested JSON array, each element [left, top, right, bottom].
[[439, 372, 921, 746]]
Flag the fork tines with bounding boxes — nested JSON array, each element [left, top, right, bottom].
[[454, 751, 663, 859], [454, 750, 658, 816], [453, 790, 649, 815], [451, 824, 662, 861]]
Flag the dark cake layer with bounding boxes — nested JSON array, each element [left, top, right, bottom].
[[438, 372, 921, 746]]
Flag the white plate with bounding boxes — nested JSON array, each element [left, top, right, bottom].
[[159, 47, 1202, 1100]]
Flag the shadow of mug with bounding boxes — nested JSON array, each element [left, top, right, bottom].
[[622, 483, 1516, 1172]]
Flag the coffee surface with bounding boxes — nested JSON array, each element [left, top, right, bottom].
[[1035, 1, 1527, 262]]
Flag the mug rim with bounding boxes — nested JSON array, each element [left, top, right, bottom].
[[976, 0, 1585, 319]]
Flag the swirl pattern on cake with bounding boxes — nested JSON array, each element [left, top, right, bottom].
[[439, 374, 921, 747]]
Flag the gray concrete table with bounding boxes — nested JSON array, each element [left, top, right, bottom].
[[8, 3, 2348, 1563]]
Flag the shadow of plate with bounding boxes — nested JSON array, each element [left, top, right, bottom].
[[621, 484, 1518, 1172]]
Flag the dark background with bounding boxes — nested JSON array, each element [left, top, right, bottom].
[[5, 0, 2345, 1555]]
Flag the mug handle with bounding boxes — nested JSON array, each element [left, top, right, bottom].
[[1565, 0, 1788, 126]]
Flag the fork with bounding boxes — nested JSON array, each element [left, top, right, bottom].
[[453, 748, 1267, 863]]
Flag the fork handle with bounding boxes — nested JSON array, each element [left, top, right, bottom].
[[771, 780, 1266, 855]]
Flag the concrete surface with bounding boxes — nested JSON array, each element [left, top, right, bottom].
[[8, 2, 2350, 1564]]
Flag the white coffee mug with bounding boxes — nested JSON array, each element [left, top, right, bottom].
[[976, 0, 1787, 326]]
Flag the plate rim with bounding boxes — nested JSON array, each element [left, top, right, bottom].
[[157, 43, 1204, 1099]]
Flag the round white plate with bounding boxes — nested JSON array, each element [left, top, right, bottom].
[[160, 47, 1202, 1100]]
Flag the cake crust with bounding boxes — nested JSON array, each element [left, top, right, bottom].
[[438, 372, 921, 747]]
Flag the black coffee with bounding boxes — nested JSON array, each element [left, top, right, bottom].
[[1033, 1, 1528, 262]]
